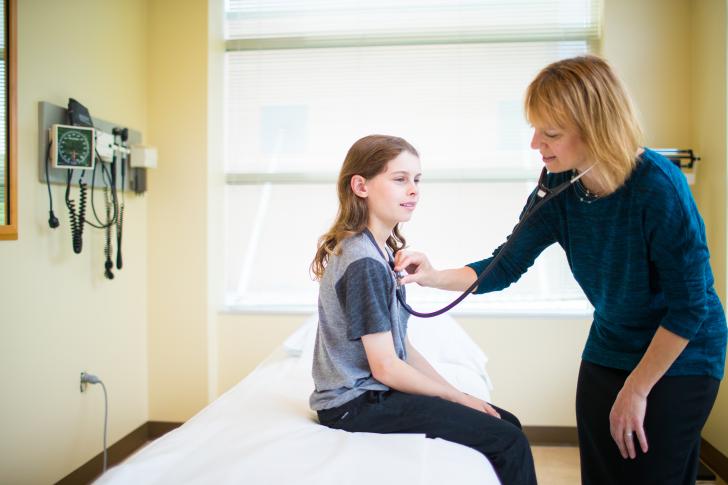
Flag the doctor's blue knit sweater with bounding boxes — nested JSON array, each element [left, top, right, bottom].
[[467, 148, 726, 380]]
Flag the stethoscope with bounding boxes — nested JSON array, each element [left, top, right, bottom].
[[386, 164, 597, 318]]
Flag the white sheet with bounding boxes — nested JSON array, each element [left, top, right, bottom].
[[96, 318, 500, 485]]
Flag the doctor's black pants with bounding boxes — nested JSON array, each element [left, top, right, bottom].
[[576, 360, 720, 485], [317, 389, 537, 485]]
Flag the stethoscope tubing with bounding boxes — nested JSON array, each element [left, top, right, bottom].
[[398, 166, 592, 318]]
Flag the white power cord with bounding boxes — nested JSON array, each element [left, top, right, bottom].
[[81, 372, 108, 473]]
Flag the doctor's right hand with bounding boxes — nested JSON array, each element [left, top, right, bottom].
[[394, 250, 438, 287]]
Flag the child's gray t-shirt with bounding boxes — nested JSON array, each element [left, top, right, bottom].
[[310, 231, 410, 411]]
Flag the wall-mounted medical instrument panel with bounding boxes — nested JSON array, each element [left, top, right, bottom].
[[39, 99, 156, 280], [38, 101, 143, 192]]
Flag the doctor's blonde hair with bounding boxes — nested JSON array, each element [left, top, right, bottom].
[[310, 135, 419, 281], [525, 55, 643, 193]]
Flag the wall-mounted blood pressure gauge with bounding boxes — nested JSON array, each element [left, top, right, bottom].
[[50, 124, 95, 170]]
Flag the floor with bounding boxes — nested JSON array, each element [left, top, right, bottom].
[[532, 446, 726, 485], [532, 446, 581, 485]]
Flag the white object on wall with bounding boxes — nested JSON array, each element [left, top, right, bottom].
[[130, 145, 158, 168]]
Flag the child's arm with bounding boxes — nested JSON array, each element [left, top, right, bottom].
[[404, 337, 458, 388], [362, 331, 500, 417]]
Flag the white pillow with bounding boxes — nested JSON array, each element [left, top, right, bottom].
[[407, 314, 493, 390], [282, 314, 318, 357], [406, 315, 494, 402], [434, 362, 492, 402]]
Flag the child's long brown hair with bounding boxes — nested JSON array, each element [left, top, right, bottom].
[[310, 135, 419, 281]]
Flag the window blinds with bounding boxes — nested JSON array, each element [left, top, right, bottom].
[[225, 0, 601, 47], [221, 0, 599, 312]]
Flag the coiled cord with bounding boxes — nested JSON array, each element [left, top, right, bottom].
[[78, 180, 87, 250], [65, 171, 88, 254], [115, 131, 127, 271], [104, 186, 114, 280]]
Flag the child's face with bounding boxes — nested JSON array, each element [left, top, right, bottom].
[[530, 122, 591, 173], [365, 151, 421, 228]]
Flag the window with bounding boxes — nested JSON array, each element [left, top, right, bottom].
[[0, 0, 17, 240], [223, 0, 600, 314]]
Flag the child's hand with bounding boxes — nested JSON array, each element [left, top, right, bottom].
[[394, 250, 437, 286], [458, 393, 501, 418]]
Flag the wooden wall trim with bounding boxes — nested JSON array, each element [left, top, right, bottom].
[[55, 422, 149, 485], [701, 438, 728, 482], [54, 421, 181, 485], [524, 425, 579, 446], [148, 421, 182, 440]]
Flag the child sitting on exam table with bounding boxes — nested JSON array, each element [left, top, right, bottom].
[[308, 134, 536, 485]]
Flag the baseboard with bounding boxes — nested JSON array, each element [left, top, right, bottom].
[[701, 438, 728, 482], [55, 421, 182, 485], [524, 425, 579, 446], [148, 421, 182, 440], [56, 423, 727, 484]]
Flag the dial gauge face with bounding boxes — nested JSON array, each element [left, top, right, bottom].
[[55, 126, 94, 168]]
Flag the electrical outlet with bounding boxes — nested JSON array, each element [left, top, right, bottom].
[[95, 130, 115, 162]]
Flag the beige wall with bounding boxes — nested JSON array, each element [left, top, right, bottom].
[[0, 1, 150, 483], [146, 0, 210, 421], [459, 317, 592, 425], [217, 314, 306, 392], [691, 0, 728, 460], [602, 0, 726, 303], [601, 0, 693, 149]]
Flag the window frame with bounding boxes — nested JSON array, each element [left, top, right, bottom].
[[220, 1, 600, 316], [0, 0, 17, 241]]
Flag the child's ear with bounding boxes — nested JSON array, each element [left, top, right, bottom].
[[350, 175, 368, 198]]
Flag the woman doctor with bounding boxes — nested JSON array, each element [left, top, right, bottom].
[[395, 55, 727, 485]]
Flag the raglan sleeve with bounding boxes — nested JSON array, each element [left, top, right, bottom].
[[335, 257, 394, 340], [645, 173, 710, 339]]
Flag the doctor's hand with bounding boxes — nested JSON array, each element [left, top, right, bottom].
[[393, 250, 438, 287], [609, 381, 649, 459]]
